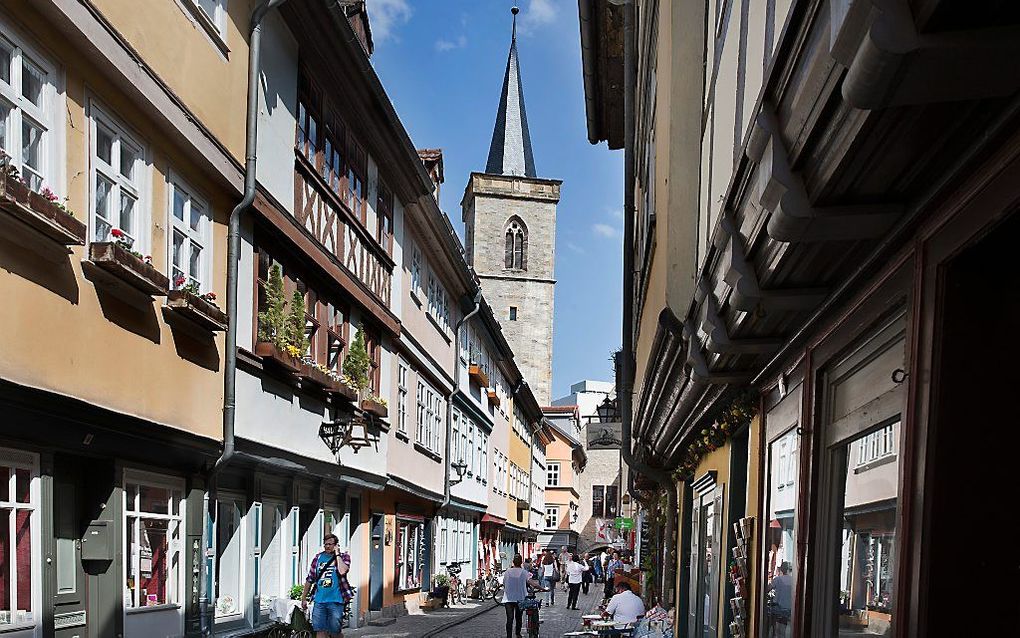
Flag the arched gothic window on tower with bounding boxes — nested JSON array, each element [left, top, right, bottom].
[[504, 218, 527, 271]]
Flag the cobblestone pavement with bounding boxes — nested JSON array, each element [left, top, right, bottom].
[[431, 583, 603, 638], [345, 598, 498, 637]]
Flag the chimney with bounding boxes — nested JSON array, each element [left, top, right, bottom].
[[417, 149, 445, 203]]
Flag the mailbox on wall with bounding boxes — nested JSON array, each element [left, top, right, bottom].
[[81, 520, 114, 561]]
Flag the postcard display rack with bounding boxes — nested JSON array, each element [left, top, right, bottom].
[[728, 517, 754, 637]]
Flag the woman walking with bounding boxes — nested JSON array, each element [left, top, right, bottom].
[[540, 551, 558, 606], [501, 554, 544, 638], [565, 553, 589, 610], [603, 551, 623, 601]]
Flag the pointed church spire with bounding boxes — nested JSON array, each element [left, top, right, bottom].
[[485, 6, 537, 178]]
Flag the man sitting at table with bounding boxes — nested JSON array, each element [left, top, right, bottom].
[[605, 581, 646, 624]]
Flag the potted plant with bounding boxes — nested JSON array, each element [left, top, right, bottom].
[[342, 330, 387, 417], [254, 264, 301, 373], [166, 276, 227, 331], [89, 228, 168, 297], [0, 158, 85, 246]]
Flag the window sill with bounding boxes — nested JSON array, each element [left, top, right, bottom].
[[179, 0, 230, 57], [395, 430, 409, 443], [126, 603, 181, 614], [413, 442, 442, 462], [426, 311, 452, 343], [854, 452, 897, 474]]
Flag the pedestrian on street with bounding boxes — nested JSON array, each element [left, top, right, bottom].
[[565, 552, 590, 610], [558, 545, 571, 590], [300, 534, 354, 638], [603, 551, 623, 600], [581, 552, 595, 595], [540, 551, 558, 606], [502, 554, 544, 638]]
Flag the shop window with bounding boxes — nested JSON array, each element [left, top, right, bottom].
[[394, 518, 424, 592], [124, 474, 183, 609], [763, 427, 799, 638], [214, 496, 245, 621], [0, 451, 37, 629], [833, 422, 900, 633], [258, 501, 287, 615], [689, 480, 724, 637]]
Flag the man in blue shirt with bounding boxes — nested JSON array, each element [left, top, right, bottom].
[[300, 534, 353, 638]]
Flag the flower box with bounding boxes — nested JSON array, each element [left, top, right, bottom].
[[298, 362, 334, 390], [361, 398, 388, 418], [1, 174, 86, 246], [486, 389, 501, 408], [166, 290, 227, 332], [468, 364, 489, 387], [88, 241, 169, 297], [328, 381, 358, 403], [254, 341, 301, 374]]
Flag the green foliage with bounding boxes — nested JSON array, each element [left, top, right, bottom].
[[289, 584, 304, 600], [343, 329, 370, 392], [286, 289, 309, 353], [433, 573, 450, 588], [257, 264, 287, 347]]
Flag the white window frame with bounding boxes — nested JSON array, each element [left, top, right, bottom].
[[544, 506, 559, 531], [415, 378, 442, 454], [0, 448, 40, 631], [191, 0, 229, 41], [410, 242, 423, 300], [257, 499, 288, 617], [0, 23, 59, 195], [122, 469, 185, 614], [88, 102, 147, 251], [212, 492, 249, 626], [397, 359, 409, 435], [546, 462, 560, 487], [167, 175, 211, 292], [856, 422, 897, 468]]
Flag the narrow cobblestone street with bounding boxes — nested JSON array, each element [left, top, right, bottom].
[[431, 585, 602, 638]]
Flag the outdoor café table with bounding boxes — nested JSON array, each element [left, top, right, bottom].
[[583, 614, 604, 628]]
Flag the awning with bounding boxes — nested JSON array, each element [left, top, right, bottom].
[[481, 514, 506, 526]]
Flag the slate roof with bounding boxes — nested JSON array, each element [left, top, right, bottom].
[[484, 10, 537, 178]]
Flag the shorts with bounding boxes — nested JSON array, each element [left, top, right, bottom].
[[311, 600, 345, 634]]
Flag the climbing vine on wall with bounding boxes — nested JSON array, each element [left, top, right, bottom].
[[672, 391, 757, 481]]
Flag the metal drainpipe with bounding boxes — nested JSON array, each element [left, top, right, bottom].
[[441, 290, 483, 511], [615, 0, 677, 605], [201, 1, 288, 634]]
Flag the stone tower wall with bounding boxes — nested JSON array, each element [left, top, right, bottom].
[[463, 173, 560, 404]]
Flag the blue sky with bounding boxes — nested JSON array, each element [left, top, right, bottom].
[[368, 0, 623, 400]]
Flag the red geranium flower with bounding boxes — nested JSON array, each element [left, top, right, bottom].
[[111, 228, 124, 239]]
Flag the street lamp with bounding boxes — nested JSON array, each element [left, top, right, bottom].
[[319, 405, 376, 455], [450, 458, 469, 485], [596, 396, 619, 423]]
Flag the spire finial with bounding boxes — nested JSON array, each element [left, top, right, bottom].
[[511, 6, 519, 41]]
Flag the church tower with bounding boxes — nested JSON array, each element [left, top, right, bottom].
[[462, 7, 561, 405]]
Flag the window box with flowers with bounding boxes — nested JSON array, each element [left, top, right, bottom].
[[1, 160, 86, 247], [468, 364, 489, 388], [297, 359, 357, 402], [361, 397, 388, 418], [88, 229, 169, 297], [254, 264, 307, 376], [165, 277, 226, 332]]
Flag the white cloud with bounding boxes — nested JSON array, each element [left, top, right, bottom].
[[592, 223, 619, 239], [517, 0, 558, 34], [566, 241, 586, 254], [367, 0, 412, 43], [435, 35, 468, 52], [608, 208, 624, 221]]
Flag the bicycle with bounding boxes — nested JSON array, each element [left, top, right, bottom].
[[479, 566, 504, 600], [445, 561, 465, 606], [521, 593, 542, 638]]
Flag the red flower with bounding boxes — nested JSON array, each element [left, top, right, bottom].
[[111, 228, 124, 238], [204, 292, 217, 300], [173, 274, 186, 287]]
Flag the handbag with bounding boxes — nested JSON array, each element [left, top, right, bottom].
[[307, 553, 338, 599], [546, 566, 559, 583]]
